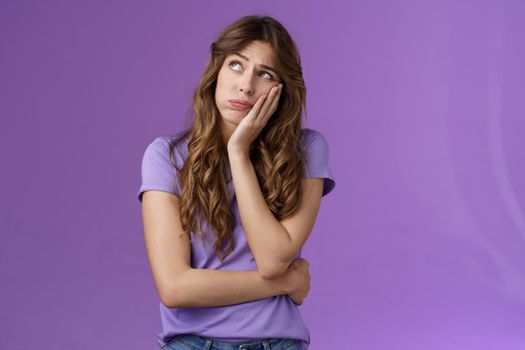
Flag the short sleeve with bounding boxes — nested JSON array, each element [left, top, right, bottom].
[[137, 137, 181, 202], [302, 129, 336, 196]]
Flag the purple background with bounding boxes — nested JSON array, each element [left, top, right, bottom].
[[1, 0, 525, 349]]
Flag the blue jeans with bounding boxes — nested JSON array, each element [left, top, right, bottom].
[[160, 334, 300, 350]]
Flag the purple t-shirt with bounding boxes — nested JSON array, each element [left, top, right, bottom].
[[137, 128, 336, 350]]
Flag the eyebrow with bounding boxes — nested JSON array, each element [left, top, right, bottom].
[[232, 53, 278, 75]]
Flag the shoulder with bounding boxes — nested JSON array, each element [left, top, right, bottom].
[[300, 128, 330, 154], [144, 134, 189, 165], [145, 136, 170, 153], [138, 134, 189, 202], [299, 128, 335, 196], [148, 134, 188, 151], [301, 127, 328, 145]]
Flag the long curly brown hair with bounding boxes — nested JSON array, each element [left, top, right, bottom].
[[169, 15, 308, 263]]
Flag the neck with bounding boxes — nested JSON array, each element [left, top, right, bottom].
[[220, 120, 236, 146]]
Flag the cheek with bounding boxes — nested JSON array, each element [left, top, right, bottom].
[[215, 77, 226, 101], [256, 87, 273, 100], [262, 82, 278, 95], [216, 72, 232, 94]]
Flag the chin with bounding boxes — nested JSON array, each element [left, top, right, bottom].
[[223, 110, 246, 124], [221, 116, 240, 127]]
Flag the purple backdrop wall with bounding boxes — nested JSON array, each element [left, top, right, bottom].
[[1, 0, 524, 349]]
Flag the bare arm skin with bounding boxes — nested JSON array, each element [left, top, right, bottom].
[[140, 190, 309, 308], [227, 149, 324, 279], [167, 268, 285, 308], [225, 85, 324, 280]]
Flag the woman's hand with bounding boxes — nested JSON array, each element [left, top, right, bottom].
[[227, 83, 283, 154], [282, 258, 311, 306]]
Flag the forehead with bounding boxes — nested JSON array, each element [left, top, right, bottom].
[[233, 41, 276, 65]]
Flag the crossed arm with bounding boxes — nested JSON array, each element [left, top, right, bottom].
[[142, 190, 292, 308], [228, 150, 324, 279], [141, 159, 323, 308]]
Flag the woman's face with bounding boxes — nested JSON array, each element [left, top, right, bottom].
[[215, 40, 282, 133]]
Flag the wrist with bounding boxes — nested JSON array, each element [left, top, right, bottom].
[[258, 271, 289, 295], [273, 273, 291, 295], [227, 147, 250, 162]]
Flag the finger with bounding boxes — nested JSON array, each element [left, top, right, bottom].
[[264, 84, 282, 117], [259, 86, 280, 123], [248, 94, 268, 121], [262, 85, 282, 123], [256, 85, 280, 122], [254, 89, 274, 122]]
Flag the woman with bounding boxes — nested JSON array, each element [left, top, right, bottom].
[[137, 15, 336, 350]]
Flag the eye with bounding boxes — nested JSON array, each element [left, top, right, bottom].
[[229, 60, 242, 71], [229, 60, 274, 80], [259, 71, 274, 80]]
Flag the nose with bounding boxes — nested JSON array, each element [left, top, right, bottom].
[[239, 74, 255, 95]]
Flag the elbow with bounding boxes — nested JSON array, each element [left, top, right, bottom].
[[258, 261, 287, 280], [160, 296, 177, 308], [158, 281, 185, 308], [159, 290, 180, 308]]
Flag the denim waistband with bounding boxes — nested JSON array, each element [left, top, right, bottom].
[[162, 333, 298, 350]]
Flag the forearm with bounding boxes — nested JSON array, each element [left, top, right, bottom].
[[228, 151, 292, 276], [169, 268, 288, 308]]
